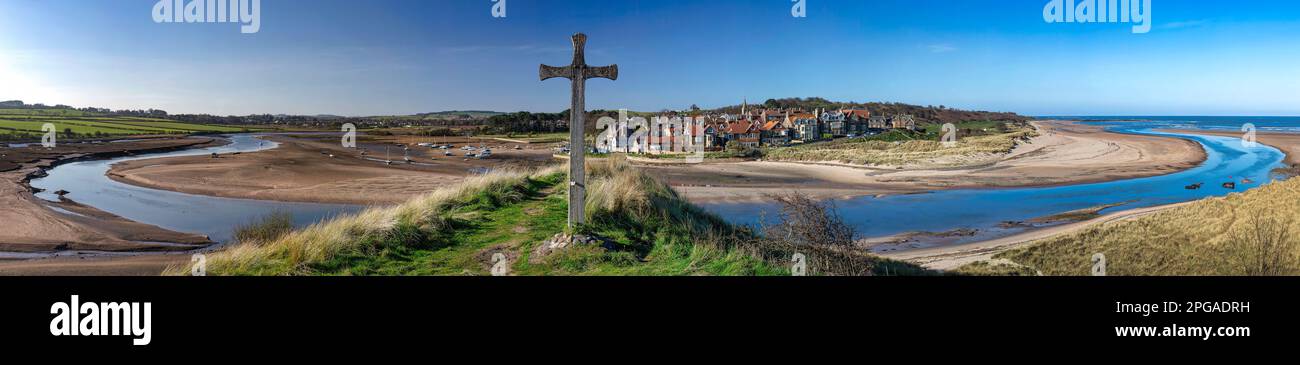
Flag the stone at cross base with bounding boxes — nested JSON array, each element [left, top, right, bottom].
[[539, 33, 618, 228]]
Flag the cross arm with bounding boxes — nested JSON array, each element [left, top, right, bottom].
[[584, 65, 618, 81], [539, 65, 575, 81]]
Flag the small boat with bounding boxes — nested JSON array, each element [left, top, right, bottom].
[[1223, 182, 1237, 189], [1242, 178, 1255, 184], [1185, 183, 1203, 190]]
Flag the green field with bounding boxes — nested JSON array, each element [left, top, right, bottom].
[[0, 109, 254, 140]]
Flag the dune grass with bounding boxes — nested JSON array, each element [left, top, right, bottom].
[[966, 178, 1300, 276], [763, 123, 1034, 167]]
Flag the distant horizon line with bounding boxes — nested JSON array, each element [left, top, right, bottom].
[[8, 98, 1300, 119]]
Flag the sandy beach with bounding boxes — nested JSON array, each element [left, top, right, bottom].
[[1159, 129, 1300, 166], [650, 121, 1207, 203]]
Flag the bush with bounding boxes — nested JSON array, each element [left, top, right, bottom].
[[1226, 210, 1299, 276]]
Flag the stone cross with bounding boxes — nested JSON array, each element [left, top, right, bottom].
[[540, 33, 618, 228]]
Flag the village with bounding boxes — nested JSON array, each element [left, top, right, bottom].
[[593, 100, 919, 154]]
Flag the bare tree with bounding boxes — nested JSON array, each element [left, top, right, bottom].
[[1227, 210, 1299, 276], [760, 193, 857, 247]]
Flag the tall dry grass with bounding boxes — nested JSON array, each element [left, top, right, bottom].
[[996, 178, 1300, 276], [167, 165, 562, 275]]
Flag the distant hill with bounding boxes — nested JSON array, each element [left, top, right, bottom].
[[412, 110, 505, 119], [714, 97, 1029, 125]]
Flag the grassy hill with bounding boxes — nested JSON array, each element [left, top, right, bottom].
[[171, 159, 928, 276], [959, 178, 1300, 276]]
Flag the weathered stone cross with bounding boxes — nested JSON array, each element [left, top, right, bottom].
[[540, 33, 618, 228]]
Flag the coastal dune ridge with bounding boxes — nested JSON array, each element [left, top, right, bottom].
[[657, 120, 1206, 203]]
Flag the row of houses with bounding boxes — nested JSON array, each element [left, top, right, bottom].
[[595, 105, 919, 153], [699, 107, 916, 150]]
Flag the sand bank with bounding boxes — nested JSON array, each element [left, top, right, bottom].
[[106, 134, 560, 205], [651, 121, 1206, 203], [1158, 129, 1300, 166]]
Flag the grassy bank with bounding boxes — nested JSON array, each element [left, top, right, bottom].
[[961, 178, 1300, 276], [171, 158, 927, 276], [763, 122, 1034, 166]]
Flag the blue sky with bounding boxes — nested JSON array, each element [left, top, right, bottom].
[[1, 0, 1299, 116]]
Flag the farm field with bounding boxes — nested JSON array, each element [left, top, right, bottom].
[[0, 109, 255, 140]]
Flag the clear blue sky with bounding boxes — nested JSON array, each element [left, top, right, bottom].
[[2, 0, 1298, 116]]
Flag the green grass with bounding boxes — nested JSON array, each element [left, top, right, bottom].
[[210, 168, 783, 276]]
